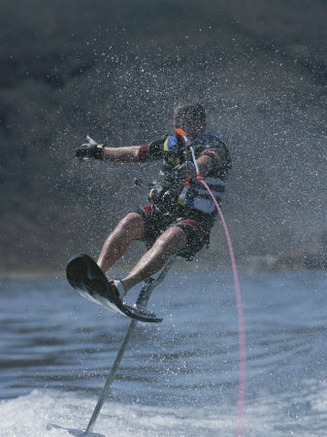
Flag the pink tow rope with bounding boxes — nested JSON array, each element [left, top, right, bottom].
[[175, 129, 246, 436], [199, 178, 246, 437]]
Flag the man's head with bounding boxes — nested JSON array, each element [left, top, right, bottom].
[[174, 100, 206, 139]]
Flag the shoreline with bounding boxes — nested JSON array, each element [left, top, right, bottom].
[[1, 253, 326, 281]]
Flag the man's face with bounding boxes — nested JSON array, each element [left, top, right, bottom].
[[174, 115, 205, 139]]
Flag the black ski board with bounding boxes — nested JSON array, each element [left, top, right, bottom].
[[66, 253, 162, 323]]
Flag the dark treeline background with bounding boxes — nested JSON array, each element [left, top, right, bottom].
[[1, 0, 326, 274]]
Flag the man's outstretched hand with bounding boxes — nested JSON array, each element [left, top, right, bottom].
[[76, 135, 105, 160]]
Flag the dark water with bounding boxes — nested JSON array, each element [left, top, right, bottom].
[[1, 270, 327, 436]]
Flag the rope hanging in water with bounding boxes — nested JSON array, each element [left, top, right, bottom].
[[176, 128, 246, 437], [198, 176, 246, 437]]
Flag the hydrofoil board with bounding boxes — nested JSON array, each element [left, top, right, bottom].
[[66, 254, 162, 323]]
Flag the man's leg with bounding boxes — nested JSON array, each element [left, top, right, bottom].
[[97, 212, 145, 273], [121, 226, 187, 294]]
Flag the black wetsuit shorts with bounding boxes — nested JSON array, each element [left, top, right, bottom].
[[136, 204, 215, 260]]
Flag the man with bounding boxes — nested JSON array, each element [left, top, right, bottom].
[[76, 100, 231, 302]]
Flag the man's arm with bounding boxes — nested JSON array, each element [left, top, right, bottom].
[[103, 145, 141, 162], [197, 147, 230, 176], [196, 153, 216, 176], [76, 136, 142, 162]]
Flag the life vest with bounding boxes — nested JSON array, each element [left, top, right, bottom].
[[160, 131, 231, 214]]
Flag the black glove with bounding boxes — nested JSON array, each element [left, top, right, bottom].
[[76, 135, 105, 160]]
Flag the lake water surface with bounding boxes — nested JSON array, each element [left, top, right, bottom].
[[1, 269, 327, 436]]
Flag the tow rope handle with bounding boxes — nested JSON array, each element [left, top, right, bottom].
[[174, 128, 203, 181]]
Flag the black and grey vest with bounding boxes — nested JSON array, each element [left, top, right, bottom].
[[160, 131, 231, 214]]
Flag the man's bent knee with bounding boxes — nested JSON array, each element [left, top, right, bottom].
[[118, 212, 145, 238], [156, 226, 187, 254]]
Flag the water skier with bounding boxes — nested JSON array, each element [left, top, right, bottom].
[[76, 100, 232, 303]]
